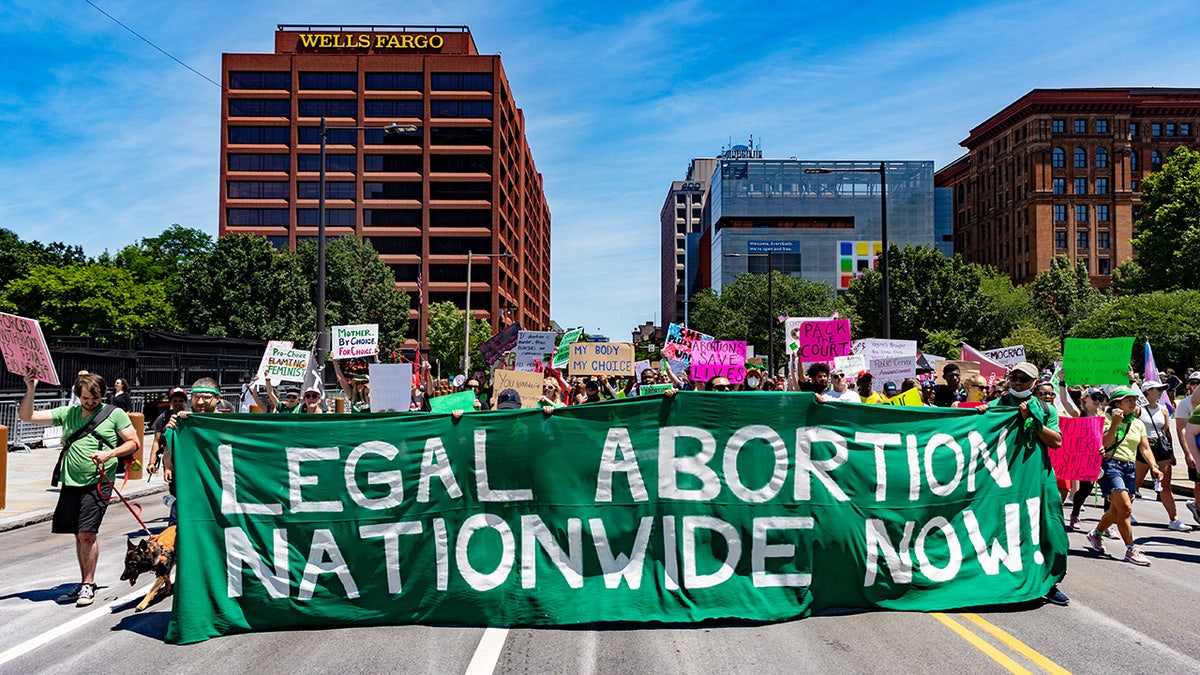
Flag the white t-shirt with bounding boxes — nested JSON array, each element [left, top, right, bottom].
[[825, 388, 862, 403], [1138, 403, 1169, 440], [1175, 393, 1196, 421]]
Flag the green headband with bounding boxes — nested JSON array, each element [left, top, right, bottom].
[[190, 385, 222, 396]]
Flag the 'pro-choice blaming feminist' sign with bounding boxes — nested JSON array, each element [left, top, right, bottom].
[[332, 324, 379, 360], [0, 312, 59, 385], [568, 342, 635, 376], [263, 344, 312, 384], [166, 396, 1067, 644]]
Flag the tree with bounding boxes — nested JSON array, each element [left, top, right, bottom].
[[0, 263, 173, 339], [175, 235, 314, 342], [1030, 255, 1107, 345], [1002, 324, 1060, 370], [1069, 290, 1200, 370], [298, 237, 410, 353], [920, 329, 963, 359], [114, 224, 214, 287], [424, 301, 493, 375], [0, 228, 89, 290], [1126, 146, 1200, 292]]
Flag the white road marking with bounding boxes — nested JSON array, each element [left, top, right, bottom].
[[464, 627, 509, 675], [0, 587, 150, 667]]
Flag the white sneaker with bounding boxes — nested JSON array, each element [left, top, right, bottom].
[[1186, 500, 1200, 527], [1168, 519, 1193, 532]]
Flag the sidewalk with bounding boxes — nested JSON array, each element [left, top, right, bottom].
[[1, 431, 168, 532]]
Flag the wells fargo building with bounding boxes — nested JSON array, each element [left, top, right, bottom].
[[219, 26, 551, 342]]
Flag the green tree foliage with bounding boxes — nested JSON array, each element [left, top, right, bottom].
[[1069, 290, 1200, 370], [0, 228, 88, 290], [424, 301, 493, 375], [1030, 255, 1107, 344], [175, 235, 314, 341], [843, 245, 1031, 349], [1126, 146, 1200, 293], [0, 263, 172, 339], [298, 237, 410, 353], [688, 271, 849, 373], [920, 330, 963, 359], [113, 224, 214, 286], [1002, 324, 1061, 370]]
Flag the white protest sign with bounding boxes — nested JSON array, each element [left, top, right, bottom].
[[514, 331, 557, 372], [332, 324, 379, 360], [872, 356, 917, 388], [785, 317, 826, 355], [981, 344, 1026, 368], [853, 338, 918, 362], [253, 340, 293, 383], [833, 353, 866, 375], [0, 312, 59, 385], [368, 363, 413, 412], [263, 343, 311, 384], [634, 359, 651, 378]]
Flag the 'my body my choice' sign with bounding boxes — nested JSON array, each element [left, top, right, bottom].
[[167, 396, 1067, 644]]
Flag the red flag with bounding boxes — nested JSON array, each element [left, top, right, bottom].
[[960, 343, 1008, 381]]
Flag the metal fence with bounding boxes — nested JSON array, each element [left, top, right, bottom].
[[3, 396, 144, 452]]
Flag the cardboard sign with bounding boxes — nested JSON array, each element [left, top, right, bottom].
[[552, 328, 584, 369], [797, 319, 851, 363], [332, 324, 379, 360], [640, 383, 675, 396], [689, 340, 748, 384], [1049, 416, 1104, 481], [568, 343, 635, 377], [1063, 337, 1135, 386], [514, 331, 557, 372], [871, 356, 916, 388], [264, 344, 311, 384], [833, 354, 866, 375], [936, 360, 981, 386], [492, 369, 545, 408], [429, 390, 477, 414], [367, 363, 413, 412], [662, 323, 713, 364], [981, 345, 1025, 368], [0, 312, 59, 385], [479, 322, 523, 367]]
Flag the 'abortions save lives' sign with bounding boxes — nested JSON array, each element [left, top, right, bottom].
[[0, 312, 59, 385], [167, 395, 1067, 644], [689, 340, 748, 384]]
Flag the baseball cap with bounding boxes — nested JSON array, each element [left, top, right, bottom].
[[883, 382, 898, 394], [857, 370, 872, 379], [1141, 380, 1168, 391], [1188, 372, 1200, 382], [1010, 362, 1039, 379], [496, 388, 522, 409], [1085, 387, 1108, 398], [1110, 386, 1139, 400], [304, 384, 322, 395], [169, 387, 187, 398]]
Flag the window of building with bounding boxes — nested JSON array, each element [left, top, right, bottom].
[[226, 208, 289, 226], [1095, 177, 1108, 194], [1054, 204, 1067, 222], [364, 100, 423, 118], [297, 154, 357, 172], [1074, 178, 1087, 194], [297, 209, 355, 227], [429, 182, 492, 200], [1130, 151, 1139, 171], [227, 153, 289, 171], [429, 209, 491, 228], [364, 182, 422, 200], [1074, 119, 1087, 133], [1098, 258, 1110, 275], [364, 72, 423, 91], [430, 73, 493, 91], [299, 72, 358, 90], [1052, 119, 1065, 133], [1167, 123, 1176, 137], [297, 181, 356, 199], [298, 100, 357, 118], [676, 194, 686, 204], [1182, 123, 1192, 136], [1152, 123, 1162, 136], [1076, 231, 1089, 249], [298, 127, 356, 145], [1131, 179, 1139, 192], [1098, 230, 1110, 249], [365, 210, 422, 228], [1076, 204, 1088, 222], [429, 127, 492, 146], [1079, 258, 1090, 273], [1133, 205, 1142, 221], [1055, 231, 1067, 248], [228, 126, 289, 144], [1129, 122, 1139, 137], [229, 71, 291, 90], [1052, 147, 1065, 168], [228, 99, 290, 117], [1097, 204, 1109, 222], [1053, 178, 1065, 194], [364, 127, 423, 146], [1096, 119, 1108, 133], [1074, 148, 1087, 168], [1152, 150, 1163, 170], [1095, 147, 1108, 168], [430, 101, 494, 119], [227, 181, 288, 199]]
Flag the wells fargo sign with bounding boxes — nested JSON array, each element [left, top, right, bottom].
[[297, 33, 445, 51]]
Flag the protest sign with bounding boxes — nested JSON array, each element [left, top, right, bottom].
[[514, 331, 557, 372], [662, 323, 713, 364], [253, 340, 293, 383], [331, 324, 379, 360], [1048, 416, 1103, 481], [981, 345, 1025, 369], [796, 320, 851, 363], [872, 356, 916, 388], [1063, 338, 1135, 386], [960, 344, 1007, 381], [785, 317, 826, 355], [937, 361, 981, 386], [853, 338, 917, 362], [553, 328, 584, 369], [633, 360, 651, 378], [569, 343, 635, 377], [833, 354, 866, 375], [428, 390, 477, 414], [885, 387, 924, 407], [263, 344, 311, 384], [367, 363, 413, 412], [690, 341, 748, 384], [492, 369, 545, 408], [480, 322, 523, 367], [0, 312, 59, 385], [640, 383, 675, 396], [168, 393, 1068, 644]]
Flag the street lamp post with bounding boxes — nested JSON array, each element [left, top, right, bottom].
[[463, 251, 512, 374], [805, 162, 890, 339], [724, 252, 775, 377], [315, 118, 417, 362]]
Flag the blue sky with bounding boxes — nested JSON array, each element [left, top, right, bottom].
[[2, 1, 1200, 340]]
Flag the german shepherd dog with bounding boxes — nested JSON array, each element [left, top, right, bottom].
[[121, 525, 177, 612]]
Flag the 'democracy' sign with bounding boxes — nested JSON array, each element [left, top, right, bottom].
[[167, 395, 1067, 644], [332, 324, 379, 360], [0, 312, 59, 385], [981, 345, 1025, 369], [689, 341, 748, 384]]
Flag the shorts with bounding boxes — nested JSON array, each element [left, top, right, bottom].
[[1099, 459, 1137, 498], [51, 483, 112, 534], [1189, 465, 1199, 483], [1136, 438, 1174, 464]]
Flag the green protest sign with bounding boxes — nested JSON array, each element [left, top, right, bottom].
[[553, 328, 583, 369], [1062, 337, 1135, 385], [640, 383, 675, 396], [167, 395, 1067, 644], [428, 390, 477, 413]]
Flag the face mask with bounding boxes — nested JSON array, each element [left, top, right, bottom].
[[1010, 387, 1033, 400], [746, 377, 760, 389]]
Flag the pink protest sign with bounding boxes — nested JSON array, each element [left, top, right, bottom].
[[0, 312, 59, 385], [1049, 416, 1103, 481], [689, 340, 748, 384], [797, 319, 851, 363]]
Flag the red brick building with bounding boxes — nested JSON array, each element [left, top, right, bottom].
[[935, 88, 1200, 285], [219, 26, 550, 344]]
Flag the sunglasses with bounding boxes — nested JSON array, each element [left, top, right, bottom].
[[304, 393, 320, 399], [1038, 391, 1056, 398], [286, 394, 299, 400], [712, 384, 731, 391], [832, 373, 845, 379], [1008, 374, 1032, 384]]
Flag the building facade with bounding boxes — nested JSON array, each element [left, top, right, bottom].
[[219, 26, 551, 344], [660, 157, 719, 326], [935, 88, 1200, 285]]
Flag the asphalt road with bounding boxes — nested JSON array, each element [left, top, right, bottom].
[[1, 496, 1199, 674]]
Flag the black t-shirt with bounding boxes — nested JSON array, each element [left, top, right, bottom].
[[933, 385, 962, 407]]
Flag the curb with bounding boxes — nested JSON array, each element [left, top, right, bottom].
[[0, 483, 170, 533]]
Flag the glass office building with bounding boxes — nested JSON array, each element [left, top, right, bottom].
[[708, 160, 936, 292]]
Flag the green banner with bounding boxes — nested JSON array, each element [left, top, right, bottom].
[[1063, 337, 1135, 385], [166, 393, 1066, 644], [428, 390, 477, 413]]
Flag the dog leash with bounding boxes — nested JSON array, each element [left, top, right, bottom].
[[96, 463, 152, 536]]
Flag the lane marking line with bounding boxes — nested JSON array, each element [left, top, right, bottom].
[[931, 612, 1033, 675], [464, 627, 509, 675], [0, 587, 149, 667], [961, 613, 1071, 675]]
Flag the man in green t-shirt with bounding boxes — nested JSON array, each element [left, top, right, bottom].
[[19, 372, 140, 607]]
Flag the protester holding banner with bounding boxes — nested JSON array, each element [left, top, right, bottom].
[[1134, 381, 1191, 531], [164, 378, 230, 524], [539, 378, 567, 408], [1059, 385, 1110, 531], [298, 385, 329, 414], [823, 368, 861, 402], [856, 371, 885, 404], [264, 379, 302, 414], [933, 364, 962, 407], [1086, 387, 1163, 566], [798, 363, 830, 394], [332, 359, 371, 413]]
